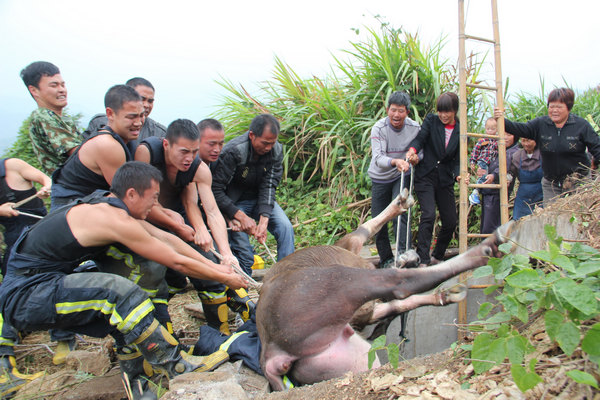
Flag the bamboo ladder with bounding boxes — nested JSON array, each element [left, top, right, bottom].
[[457, 0, 509, 339]]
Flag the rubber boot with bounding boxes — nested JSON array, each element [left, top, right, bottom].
[[226, 288, 256, 322], [201, 296, 231, 336], [0, 355, 44, 398], [52, 337, 77, 365], [133, 320, 228, 379], [117, 346, 157, 400]]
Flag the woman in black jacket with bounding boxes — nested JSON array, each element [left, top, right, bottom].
[[494, 87, 600, 206], [406, 92, 461, 266]]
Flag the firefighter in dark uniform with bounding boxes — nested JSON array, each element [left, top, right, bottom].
[[0, 162, 247, 398]]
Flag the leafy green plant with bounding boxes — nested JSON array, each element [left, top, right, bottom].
[[368, 334, 401, 369], [468, 225, 600, 392], [212, 18, 478, 210]]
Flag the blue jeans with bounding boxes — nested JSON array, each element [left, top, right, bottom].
[[229, 200, 295, 276]]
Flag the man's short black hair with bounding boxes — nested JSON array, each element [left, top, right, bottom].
[[111, 161, 163, 198], [249, 114, 280, 137], [197, 118, 224, 139], [166, 119, 199, 143], [104, 85, 142, 113], [436, 92, 459, 114], [126, 77, 155, 91], [20, 61, 60, 88], [388, 91, 411, 109]]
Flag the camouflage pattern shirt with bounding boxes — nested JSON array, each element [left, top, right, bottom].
[[28, 108, 81, 174]]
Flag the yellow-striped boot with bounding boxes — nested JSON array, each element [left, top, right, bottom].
[[117, 346, 157, 400], [0, 355, 44, 398], [201, 296, 231, 336], [134, 320, 228, 379], [226, 288, 256, 322]]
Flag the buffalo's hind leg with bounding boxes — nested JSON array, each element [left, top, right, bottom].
[[335, 189, 414, 255]]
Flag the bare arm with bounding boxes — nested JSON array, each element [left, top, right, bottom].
[[194, 164, 238, 264], [182, 183, 212, 251], [5, 158, 51, 197], [69, 205, 246, 288], [79, 135, 127, 185]]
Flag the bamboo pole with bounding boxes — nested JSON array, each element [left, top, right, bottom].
[[492, 0, 510, 225], [457, 0, 469, 341]]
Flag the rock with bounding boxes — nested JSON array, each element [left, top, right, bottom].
[[184, 302, 206, 319], [65, 350, 111, 376], [15, 369, 125, 400], [15, 370, 78, 400], [162, 361, 268, 400]]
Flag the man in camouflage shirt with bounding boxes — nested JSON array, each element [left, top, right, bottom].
[[21, 61, 81, 175]]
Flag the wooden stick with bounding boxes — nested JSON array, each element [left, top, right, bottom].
[[17, 210, 44, 219], [122, 372, 134, 400], [11, 193, 40, 208]]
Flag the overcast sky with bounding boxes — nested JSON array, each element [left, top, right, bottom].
[[1, 0, 598, 152]]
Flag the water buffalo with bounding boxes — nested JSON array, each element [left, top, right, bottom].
[[256, 189, 512, 390]]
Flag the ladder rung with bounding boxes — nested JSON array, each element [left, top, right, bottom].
[[466, 83, 497, 91], [469, 183, 501, 189], [467, 132, 499, 139], [464, 34, 495, 44], [467, 233, 494, 238]]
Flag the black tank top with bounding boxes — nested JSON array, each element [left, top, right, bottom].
[[0, 158, 47, 229], [0, 158, 45, 209], [141, 136, 201, 212], [53, 128, 133, 195], [18, 191, 130, 263]]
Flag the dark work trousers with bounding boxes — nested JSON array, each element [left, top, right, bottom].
[[164, 245, 227, 298], [414, 170, 457, 265], [371, 174, 410, 265], [0, 272, 155, 355], [95, 244, 172, 327], [480, 192, 500, 234]]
